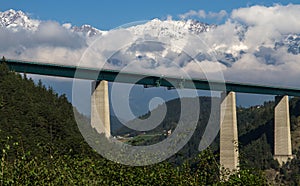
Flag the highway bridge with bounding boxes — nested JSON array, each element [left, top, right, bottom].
[[4, 58, 300, 96], [2, 58, 298, 172]]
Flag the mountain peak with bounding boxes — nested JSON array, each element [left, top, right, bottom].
[[0, 9, 40, 31], [185, 19, 216, 33], [0, 9, 105, 37], [71, 24, 106, 37], [0, 9, 215, 39], [126, 18, 215, 40]]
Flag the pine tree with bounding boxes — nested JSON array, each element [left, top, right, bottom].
[[1, 56, 6, 62]]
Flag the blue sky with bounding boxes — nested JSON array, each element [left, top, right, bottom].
[[1, 0, 299, 30]]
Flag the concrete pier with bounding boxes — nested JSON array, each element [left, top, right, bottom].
[[220, 91, 239, 172], [274, 95, 293, 165], [91, 80, 111, 138]]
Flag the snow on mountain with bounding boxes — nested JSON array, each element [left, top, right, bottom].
[[0, 9, 215, 45], [0, 9, 40, 31], [0, 8, 299, 69], [275, 34, 300, 55], [71, 24, 107, 37], [0, 9, 214, 40], [187, 20, 216, 34], [128, 18, 214, 40], [0, 9, 104, 37], [112, 19, 218, 67]]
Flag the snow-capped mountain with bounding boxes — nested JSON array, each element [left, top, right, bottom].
[[71, 24, 106, 37], [0, 9, 103, 37], [187, 20, 216, 34], [275, 34, 300, 55], [0, 9, 39, 31], [128, 18, 214, 40], [0, 8, 299, 69], [0, 9, 215, 39]]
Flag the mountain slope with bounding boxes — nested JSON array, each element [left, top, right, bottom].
[[114, 94, 300, 184], [0, 61, 93, 157], [0, 9, 39, 31]]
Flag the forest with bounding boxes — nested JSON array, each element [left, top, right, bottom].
[[0, 61, 299, 185]]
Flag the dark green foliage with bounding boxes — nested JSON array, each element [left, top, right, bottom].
[[276, 149, 300, 185], [239, 134, 278, 170], [219, 169, 268, 185], [0, 62, 90, 159], [0, 139, 266, 185]]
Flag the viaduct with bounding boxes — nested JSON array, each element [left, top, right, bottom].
[[4, 59, 300, 171]]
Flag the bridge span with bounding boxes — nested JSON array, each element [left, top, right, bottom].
[[4, 58, 300, 96], [3, 58, 299, 173]]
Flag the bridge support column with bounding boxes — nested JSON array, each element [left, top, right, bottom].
[[91, 80, 111, 138], [274, 95, 293, 165], [220, 91, 239, 175]]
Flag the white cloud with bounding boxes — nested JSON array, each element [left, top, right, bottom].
[[231, 4, 300, 33], [0, 20, 87, 65], [230, 4, 300, 52], [176, 4, 300, 88], [207, 10, 228, 20], [179, 10, 227, 20], [179, 10, 206, 19], [36, 21, 86, 49], [166, 15, 173, 21], [62, 23, 72, 29]]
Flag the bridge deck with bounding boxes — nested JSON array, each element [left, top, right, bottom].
[[3, 59, 300, 96]]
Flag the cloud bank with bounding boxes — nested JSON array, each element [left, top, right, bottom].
[[179, 10, 228, 21], [2, 5, 300, 89], [175, 4, 300, 88], [0, 17, 87, 65]]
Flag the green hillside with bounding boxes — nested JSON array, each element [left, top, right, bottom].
[[0, 61, 92, 159], [116, 91, 300, 185]]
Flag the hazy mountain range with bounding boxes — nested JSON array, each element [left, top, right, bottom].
[[1, 6, 300, 118], [1, 8, 299, 85]]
